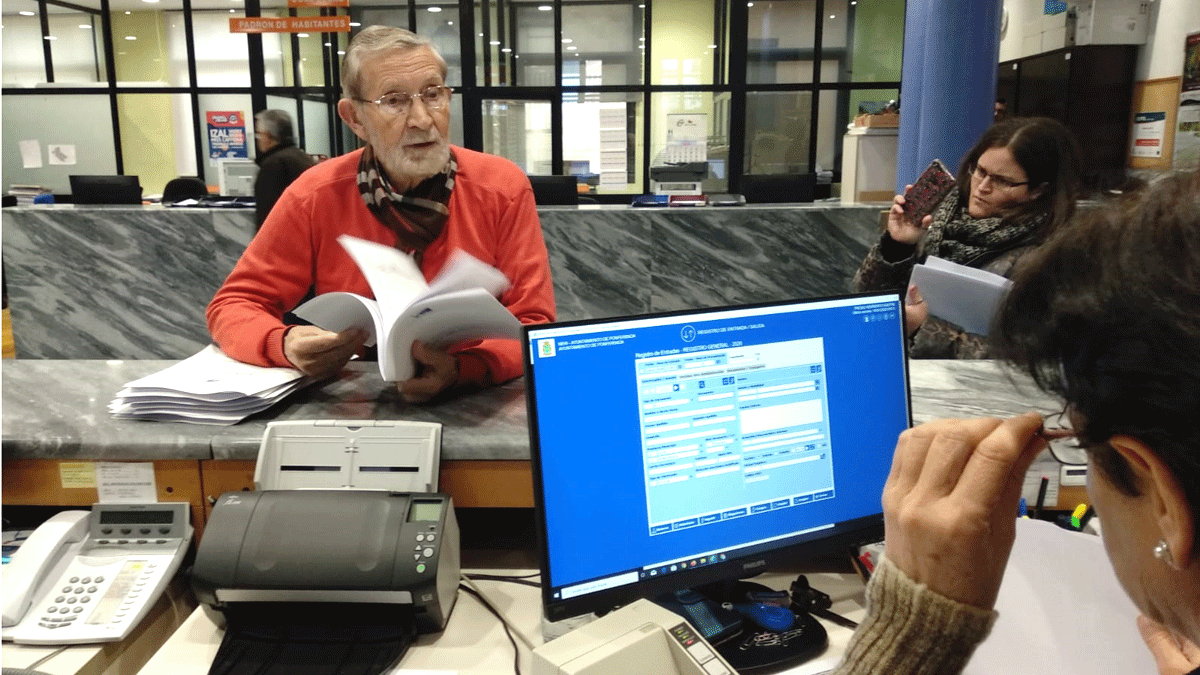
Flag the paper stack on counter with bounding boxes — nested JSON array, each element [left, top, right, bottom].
[[909, 256, 1013, 336], [109, 344, 310, 425]]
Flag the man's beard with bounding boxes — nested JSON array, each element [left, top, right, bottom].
[[375, 134, 450, 192]]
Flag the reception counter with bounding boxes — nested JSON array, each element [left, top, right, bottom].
[[3, 358, 1082, 537], [2, 202, 884, 359]]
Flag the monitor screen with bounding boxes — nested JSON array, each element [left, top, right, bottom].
[[68, 175, 142, 205], [525, 292, 910, 622], [527, 175, 579, 206]]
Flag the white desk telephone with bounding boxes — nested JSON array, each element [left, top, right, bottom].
[[2, 502, 192, 645]]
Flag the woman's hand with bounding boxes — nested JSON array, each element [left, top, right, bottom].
[[882, 413, 1047, 610], [904, 284, 928, 337], [888, 186, 935, 245]]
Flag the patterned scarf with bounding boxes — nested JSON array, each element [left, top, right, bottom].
[[356, 145, 456, 262], [921, 190, 1050, 265]]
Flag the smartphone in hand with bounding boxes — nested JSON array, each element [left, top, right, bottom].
[[902, 159, 956, 223]]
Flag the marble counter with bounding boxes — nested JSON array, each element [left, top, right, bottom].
[[2, 203, 884, 360], [2, 359, 1061, 462]]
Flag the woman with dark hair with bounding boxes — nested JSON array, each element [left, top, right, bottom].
[[832, 171, 1200, 675], [854, 116, 1082, 358]]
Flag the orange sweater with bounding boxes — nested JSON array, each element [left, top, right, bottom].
[[206, 146, 556, 387]]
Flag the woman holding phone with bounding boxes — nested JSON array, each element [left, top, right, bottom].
[[854, 116, 1081, 358]]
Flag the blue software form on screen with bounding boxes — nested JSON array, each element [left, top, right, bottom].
[[524, 291, 911, 621]]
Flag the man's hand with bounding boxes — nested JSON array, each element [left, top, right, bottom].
[[283, 325, 368, 379], [882, 413, 1047, 610], [398, 341, 459, 404], [1139, 615, 1200, 675], [887, 186, 935, 245]]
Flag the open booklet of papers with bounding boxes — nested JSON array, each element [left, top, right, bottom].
[[290, 235, 523, 382], [109, 344, 310, 425], [908, 255, 1013, 336]]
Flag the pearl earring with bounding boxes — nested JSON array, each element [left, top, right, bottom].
[[1153, 540, 1175, 567]]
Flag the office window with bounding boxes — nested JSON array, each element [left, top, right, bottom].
[[823, 0, 903, 83], [747, 0, 816, 85], [112, 6, 177, 84], [119, 93, 196, 196], [190, 9, 253, 86], [482, 99, 552, 173], [3, 3, 49, 86], [562, 0, 644, 86], [744, 91, 811, 175], [562, 91, 642, 193], [418, 0, 464, 88], [47, 11, 106, 84], [2, 94, 118, 194], [651, 0, 714, 86], [822, 86, 897, 179]]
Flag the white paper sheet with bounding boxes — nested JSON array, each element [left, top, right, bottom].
[[19, 140, 42, 169], [909, 256, 1012, 336], [966, 518, 1156, 674]]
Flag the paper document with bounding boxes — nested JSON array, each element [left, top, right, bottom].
[[909, 256, 1012, 336], [109, 344, 310, 425], [293, 236, 521, 382], [966, 518, 1155, 675]]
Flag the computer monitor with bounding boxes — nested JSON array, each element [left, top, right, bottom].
[[525, 291, 910, 625], [527, 175, 579, 206], [740, 174, 816, 203], [68, 175, 142, 205], [217, 158, 258, 197]]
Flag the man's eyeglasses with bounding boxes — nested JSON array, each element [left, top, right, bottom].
[[355, 85, 452, 116], [969, 164, 1029, 190], [1039, 411, 1088, 467]]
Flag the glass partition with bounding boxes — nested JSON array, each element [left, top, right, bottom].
[[481, 99, 552, 173]]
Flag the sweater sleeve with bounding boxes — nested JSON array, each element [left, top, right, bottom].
[[854, 232, 920, 293], [206, 190, 318, 368], [452, 181, 556, 388], [830, 557, 997, 675]]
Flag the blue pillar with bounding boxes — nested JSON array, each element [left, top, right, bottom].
[[896, 0, 1003, 194]]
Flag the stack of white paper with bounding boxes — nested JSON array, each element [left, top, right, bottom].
[[109, 345, 310, 425], [909, 256, 1013, 336]]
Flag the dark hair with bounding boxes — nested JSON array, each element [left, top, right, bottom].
[[993, 171, 1200, 540], [254, 109, 295, 145], [956, 116, 1082, 238]]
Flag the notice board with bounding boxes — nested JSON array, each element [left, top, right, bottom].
[[1128, 77, 1180, 170]]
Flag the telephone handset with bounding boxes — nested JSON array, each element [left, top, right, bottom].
[[1, 502, 192, 645]]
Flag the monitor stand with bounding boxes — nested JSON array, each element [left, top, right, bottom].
[[695, 579, 829, 674]]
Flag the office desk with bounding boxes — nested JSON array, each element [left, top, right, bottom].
[[3, 358, 1084, 536], [136, 569, 868, 675]]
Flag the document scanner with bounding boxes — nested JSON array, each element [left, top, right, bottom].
[[189, 421, 459, 675]]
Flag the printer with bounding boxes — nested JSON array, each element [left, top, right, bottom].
[[188, 421, 460, 674], [192, 490, 460, 634]]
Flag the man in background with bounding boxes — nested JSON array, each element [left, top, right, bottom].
[[252, 109, 315, 229]]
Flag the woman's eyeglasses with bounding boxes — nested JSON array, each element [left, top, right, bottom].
[[1039, 411, 1088, 467], [969, 164, 1029, 190]]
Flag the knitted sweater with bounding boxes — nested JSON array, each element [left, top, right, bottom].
[[830, 557, 998, 675], [854, 192, 1044, 359], [207, 145, 556, 388]]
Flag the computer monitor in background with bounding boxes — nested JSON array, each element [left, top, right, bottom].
[[68, 175, 142, 205], [217, 158, 258, 197], [525, 291, 910, 661], [740, 173, 816, 203], [527, 175, 579, 206]]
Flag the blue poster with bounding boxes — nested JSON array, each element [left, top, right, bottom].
[[207, 110, 248, 159]]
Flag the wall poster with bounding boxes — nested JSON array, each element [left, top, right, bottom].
[[207, 110, 248, 160]]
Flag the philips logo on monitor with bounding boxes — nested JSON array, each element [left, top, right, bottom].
[[538, 339, 557, 358]]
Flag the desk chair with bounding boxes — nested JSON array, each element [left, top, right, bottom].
[[162, 177, 209, 204]]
